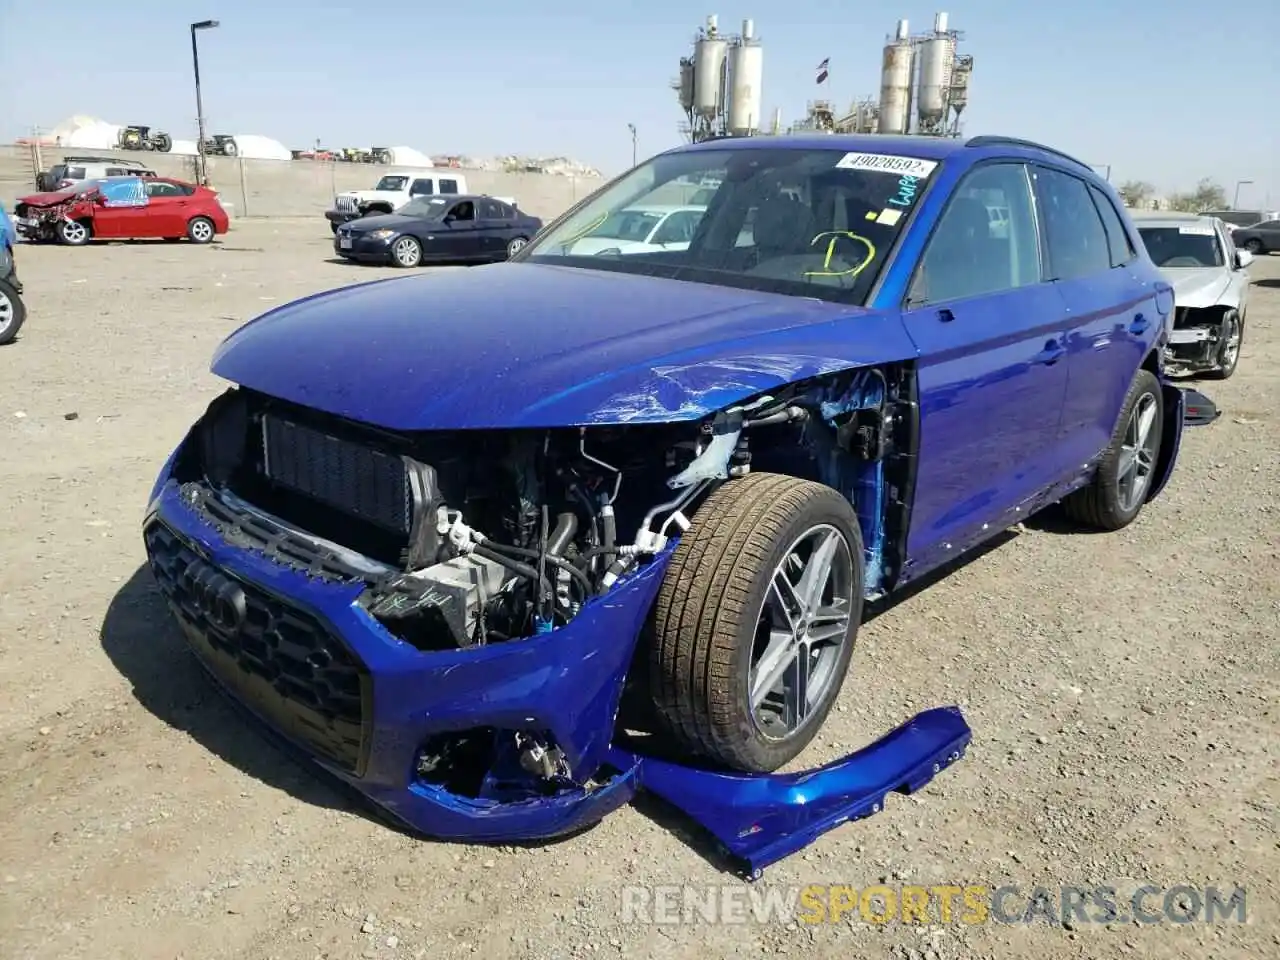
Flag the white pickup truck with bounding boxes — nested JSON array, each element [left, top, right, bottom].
[[325, 169, 514, 232]]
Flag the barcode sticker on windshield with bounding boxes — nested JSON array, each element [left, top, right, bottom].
[[835, 152, 938, 178], [1178, 224, 1215, 235]]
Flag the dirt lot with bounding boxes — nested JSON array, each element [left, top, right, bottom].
[[0, 221, 1276, 960]]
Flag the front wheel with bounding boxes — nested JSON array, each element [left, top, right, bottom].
[[58, 219, 90, 246], [1061, 368, 1163, 531], [391, 235, 422, 268], [506, 236, 529, 259], [649, 472, 864, 772], [187, 217, 216, 244], [330, 222, 339, 234], [1203, 310, 1242, 380], [0, 279, 26, 346], [221, 140, 238, 157]]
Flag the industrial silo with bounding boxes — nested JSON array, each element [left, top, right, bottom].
[[693, 16, 729, 118], [877, 19, 912, 135], [677, 58, 695, 113], [917, 12, 954, 130], [726, 19, 764, 135]]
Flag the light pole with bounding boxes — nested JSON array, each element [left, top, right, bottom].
[[190, 19, 220, 186], [1233, 179, 1253, 208], [627, 123, 637, 168]]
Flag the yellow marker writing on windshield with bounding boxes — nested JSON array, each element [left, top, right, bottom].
[[804, 231, 876, 279]]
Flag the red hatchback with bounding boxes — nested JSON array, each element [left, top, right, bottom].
[[14, 176, 230, 246]]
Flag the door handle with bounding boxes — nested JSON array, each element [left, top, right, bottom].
[[1129, 313, 1150, 334], [1031, 339, 1066, 365], [936, 307, 955, 323]]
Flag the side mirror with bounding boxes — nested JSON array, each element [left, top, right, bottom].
[[1234, 249, 1254, 269]]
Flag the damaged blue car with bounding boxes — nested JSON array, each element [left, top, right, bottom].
[[143, 134, 1185, 876]]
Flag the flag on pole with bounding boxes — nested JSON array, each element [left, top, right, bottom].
[[816, 58, 830, 84]]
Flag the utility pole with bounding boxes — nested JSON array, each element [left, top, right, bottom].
[[627, 123, 637, 168], [1233, 179, 1254, 208], [191, 19, 220, 185]]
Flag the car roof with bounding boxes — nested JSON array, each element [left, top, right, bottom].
[[384, 168, 456, 177], [1130, 212, 1220, 229], [668, 133, 1102, 179], [622, 204, 705, 215]]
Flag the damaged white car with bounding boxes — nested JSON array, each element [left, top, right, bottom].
[[1135, 213, 1252, 379]]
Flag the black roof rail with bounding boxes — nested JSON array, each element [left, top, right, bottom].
[[964, 136, 1095, 173], [59, 154, 148, 165]]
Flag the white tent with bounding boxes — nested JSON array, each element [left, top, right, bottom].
[[386, 146, 433, 167], [228, 134, 291, 161], [46, 115, 122, 150]]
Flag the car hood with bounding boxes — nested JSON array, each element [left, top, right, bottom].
[[211, 264, 916, 430], [1161, 267, 1233, 309], [342, 213, 423, 233], [19, 190, 78, 207]]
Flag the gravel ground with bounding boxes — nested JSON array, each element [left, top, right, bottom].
[[0, 221, 1276, 960]]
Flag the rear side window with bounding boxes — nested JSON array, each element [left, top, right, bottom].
[[409, 178, 434, 196], [1088, 184, 1136, 267], [480, 199, 512, 219], [66, 166, 86, 179], [438, 179, 459, 194], [1033, 166, 1112, 280]]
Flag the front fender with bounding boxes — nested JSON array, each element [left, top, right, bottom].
[[1147, 382, 1185, 502]]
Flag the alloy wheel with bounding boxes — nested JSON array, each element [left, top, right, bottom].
[[749, 523, 856, 740], [1116, 393, 1159, 513]]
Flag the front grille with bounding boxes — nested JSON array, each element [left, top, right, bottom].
[[261, 415, 413, 535], [145, 520, 371, 774], [336, 195, 357, 212]]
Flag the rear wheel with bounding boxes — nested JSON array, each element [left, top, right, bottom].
[[187, 217, 216, 244], [391, 236, 422, 267], [649, 472, 864, 772], [1243, 238, 1263, 254], [58, 219, 90, 246], [1061, 369, 1163, 531], [0, 280, 26, 346]]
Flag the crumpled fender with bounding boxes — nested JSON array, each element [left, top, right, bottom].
[[610, 706, 972, 878]]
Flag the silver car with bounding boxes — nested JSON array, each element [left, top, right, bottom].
[[1134, 212, 1252, 379]]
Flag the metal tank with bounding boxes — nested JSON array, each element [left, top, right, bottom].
[[726, 19, 764, 135], [677, 58, 695, 112], [917, 12, 954, 127], [877, 19, 912, 135], [948, 54, 973, 115], [693, 15, 729, 117]]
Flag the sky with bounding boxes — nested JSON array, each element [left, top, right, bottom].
[[0, 0, 1276, 202]]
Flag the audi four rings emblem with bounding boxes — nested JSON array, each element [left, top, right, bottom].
[[179, 558, 248, 633]]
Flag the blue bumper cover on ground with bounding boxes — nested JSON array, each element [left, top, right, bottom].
[[144, 473, 971, 873]]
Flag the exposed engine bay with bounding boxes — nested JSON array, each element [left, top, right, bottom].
[[1162, 305, 1234, 375], [171, 365, 915, 653], [12, 198, 80, 243]]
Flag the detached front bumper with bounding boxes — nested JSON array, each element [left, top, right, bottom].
[[142, 475, 666, 841]]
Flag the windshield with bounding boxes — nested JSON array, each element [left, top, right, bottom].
[[397, 196, 451, 219], [1138, 225, 1224, 268], [374, 176, 409, 191], [518, 146, 939, 304], [67, 179, 103, 195]]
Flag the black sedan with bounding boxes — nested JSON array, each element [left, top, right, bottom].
[[1230, 218, 1280, 255], [334, 195, 543, 267]]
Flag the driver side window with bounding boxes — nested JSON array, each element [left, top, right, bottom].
[[910, 162, 1041, 305], [449, 200, 475, 221]]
